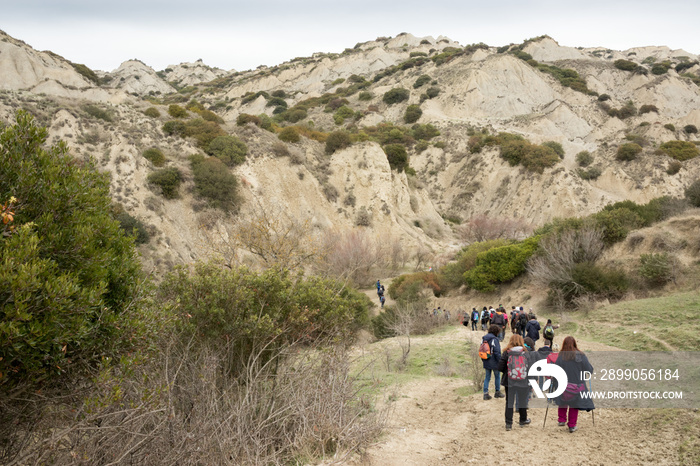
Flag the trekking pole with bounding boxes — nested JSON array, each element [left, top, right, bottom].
[[543, 378, 553, 428]]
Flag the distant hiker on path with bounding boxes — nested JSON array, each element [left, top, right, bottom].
[[553, 336, 595, 433], [480, 325, 504, 400], [491, 307, 507, 342], [543, 319, 556, 342], [480, 307, 490, 330], [470, 308, 479, 331], [526, 314, 541, 343]]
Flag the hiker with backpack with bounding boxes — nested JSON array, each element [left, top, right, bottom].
[[552, 336, 595, 433], [516, 308, 528, 338], [543, 319, 556, 342], [480, 325, 504, 400], [379, 295, 385, 308], [480, 307, 490, 330], [498, 334, 532, 430], [525, 314, 541, 343], [491, 307, 507, 342], [510, 306, 518, 334], [470, 308, 479, 331]]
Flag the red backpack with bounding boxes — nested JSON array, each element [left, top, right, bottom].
[[507, 350, 528, 380]]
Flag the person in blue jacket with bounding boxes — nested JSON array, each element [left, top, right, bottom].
[[525, 315, 541, 343], [482, 325, 505, 400]]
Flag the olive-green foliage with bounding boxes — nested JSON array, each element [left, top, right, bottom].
[[550, 262, 629, 305], [158, 262, 371, 377], [162, 119, 186, 136], [326, 98, 349, 112], [404, 104, 422, 124], [206, 135, 248, 166], [606, 101, 637, 119], [83, 104, 113, 122], [577, 166, 602, 180], [576, 150, 594, 167], [664, 123, 676, 132], [199, 109, 224, 123], [144, 107, 160, 118], [333, 105, 356, 125], [425, 87, 440, 99], [271, 90, 287, 98], [616, 143, 642, 161], [441, 239, 509, 289], [542, 141, 565, 159], [411, 123, 440, 140], [658, 140, 699, 161], [266, 97, 288, 108], [70, 62, 99, 84], [147, 167, 182, 199], [382, 87, 410, 105], [535, 63, 593, 94], [593, 207, 643, 245], [684, 124, 698, 134], [666, 160, 682, 175], [500, 138, 560, 173], [387, 272, 444, 305], [189, 154, 240, 212], [113, 205, 150, 245], [0, 111, 141, 391], [237, 113, 262, 127], [281, 108, 308, 123], [185, 100, 205, 112], [241, 90, 270, 104], [686, 179, 700, 207], [432, 47, 466, 65], [639, 104, 658, 114], [182, 119, 227, 148], [383, 144, 408, 172], [463, 237, 540, 292], [598, 94, 611, 102], [142, 147, 166, 167], [325, 130, 352, 154], [639, 253, 676, 286], [614, 59, 638, 71], [278, 126, 300, 143], [413, 75, 431, 88], [358, 91, 373, 101], [168, 104, 188, 118], [651, 62, 672, 75]]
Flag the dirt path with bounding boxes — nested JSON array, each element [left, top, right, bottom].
[[341, 326, 686, 466]]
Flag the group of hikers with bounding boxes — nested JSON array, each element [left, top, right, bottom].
[[475, 309, 594, 432]]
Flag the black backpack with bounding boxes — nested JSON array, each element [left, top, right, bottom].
[[519, 313, 528, 327], [492, 312, 504, 326]]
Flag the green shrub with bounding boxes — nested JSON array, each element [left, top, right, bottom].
[[162, 119, 186, 136], [500, 139, 530, 166], [241, 90, 270, 104], [411, 123, 440, 140], [614, 59, 638, 71], [0, 112, 141, 391], [358, 91, 373, 101], [333, 105, 356, 125], [83, 104, 113, 122], [278, 126, 301, 143], [664, 123, 676, 132], [383, 144, 409, 172], [410, 51, 428, 58], [542, 141, 565, 159], [271, 90, 287, 98], [387, 272, 444, 304], [70, 62, 99, 84], [142, 147, 166, 167], [237, 113, 262, 127], [266, 97, 288, 108], [577, 166, 602, 180], [168, 104, 188, 118], [560, 262, 629, 302], [598, 94, 611, 101], [592, 207, 644, 245], [666, 160, 682, 175], [521, 145, 560, 173], [199, 109, 223, 123], [639, 253, 676, 286], [113, 206, 150, 245], [159, 263, 370, 376], [684, 124, 698, 134], [282, 108, 308, 123], [441, 239, 509, 288], [206, 135, 248, 166], [190, 155, 240, 212], [651, 62, 671, 75], [413, 75, 431, 88], [658, 140, 699, 161], [185, 119, 227, 148], [616, 143, 642, 161], [463, 237, 539, 292], [425, 86, 440, 99], [686, 179, 700, 207], [325, 131, 352, 154], [383, 88, 410, 105], [576, 150, 594, 167], [147, 167, 182, 199], [404, 104, 422, 124], [144, 107, 160, 118], [639, 104, 658, 114], [607, 101, 637, 119]]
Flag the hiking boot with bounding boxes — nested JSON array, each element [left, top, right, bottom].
[[569, 426, 578, 433], [494, 391, 505, 399], [505, 424, 512, 431], [558, 422, 566, 426], [519, 419, 531, 427], [483, 393, 492, 400]]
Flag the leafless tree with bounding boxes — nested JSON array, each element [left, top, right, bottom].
[[457, 214, 532, 244]]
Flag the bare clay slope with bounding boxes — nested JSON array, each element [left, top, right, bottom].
[[1, 32, 699, 272]]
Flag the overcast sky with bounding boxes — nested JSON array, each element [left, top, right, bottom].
[[3, 1, 700, 73]]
